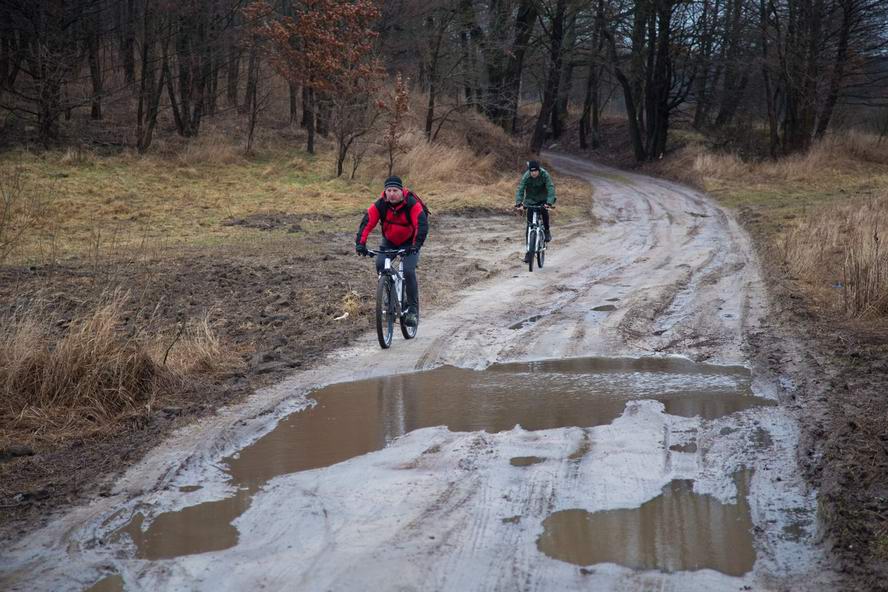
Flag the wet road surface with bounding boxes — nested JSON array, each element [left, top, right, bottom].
[[0, 154, 834, 591]]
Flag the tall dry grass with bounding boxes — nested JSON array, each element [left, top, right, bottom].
[[156, 311, 238, 375], [0, 293, 168, 436], [686, 130, 888, 186], [0, 293, 234, 439], [781, 195, 888, 317]]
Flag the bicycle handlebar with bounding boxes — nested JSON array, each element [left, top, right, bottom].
[[515, 203, 553, 210], [366, 248, 408, 257]]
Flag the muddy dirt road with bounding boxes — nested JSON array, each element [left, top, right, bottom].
[[1, 153, 834, 591]]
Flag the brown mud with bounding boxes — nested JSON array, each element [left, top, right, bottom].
[[743, 231, 888, 592], [546, 132, 888, 590], [0, 217, 512, 542]]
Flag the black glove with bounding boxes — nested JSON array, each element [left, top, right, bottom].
[[355, 243, 368, 257], [514, 203, 524, 210], [405, 245, 419, 255], [544, 203, 554, 209]]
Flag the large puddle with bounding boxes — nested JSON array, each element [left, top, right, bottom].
[[120, 357, 771, 564], [537, 472, 755, 576]]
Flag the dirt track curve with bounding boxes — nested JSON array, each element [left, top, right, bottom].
[[0, 152, 836, 591]]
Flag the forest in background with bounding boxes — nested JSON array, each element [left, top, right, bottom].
[[1, 0, 887, 165]]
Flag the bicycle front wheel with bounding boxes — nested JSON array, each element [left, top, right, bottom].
[[527, 233, 536, 272], [537, 230, 545, 269], [376, 276, 395, 349]]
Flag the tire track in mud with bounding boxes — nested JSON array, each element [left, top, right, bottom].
[[0, 152, 831, 592]]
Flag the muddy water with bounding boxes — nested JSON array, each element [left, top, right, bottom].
[[537, 472, 755, 576], [83, 574, 124, 592], [123, 357, 771, 562]]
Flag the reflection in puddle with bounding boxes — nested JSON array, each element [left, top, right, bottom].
[[122, 357, 770, 561], [537, 472, 755, 576], [83, 574, 124, 592]]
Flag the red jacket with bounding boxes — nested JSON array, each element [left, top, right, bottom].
[[356, 190, 429, 248]]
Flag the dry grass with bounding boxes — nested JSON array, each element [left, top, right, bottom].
[[156, 310, 241, 375], [783, 193, 888, 317], [676, 130, 888, 189], [0, 168, 53, 264], [782, 195, 888, 317], [0, 292, 235, 441], [658, 129, 888, 318], [0, 100, 593, 265], [0, 292, 168, 439]]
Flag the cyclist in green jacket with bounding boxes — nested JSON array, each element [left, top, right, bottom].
[[514, 160, 556, 262]]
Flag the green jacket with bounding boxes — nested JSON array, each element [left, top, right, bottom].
[[514, 168, 556, 206]]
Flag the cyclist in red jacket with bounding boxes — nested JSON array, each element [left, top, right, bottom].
[[355, 176, 428, 327]]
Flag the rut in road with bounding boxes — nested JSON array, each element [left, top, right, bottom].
[[0, 153, 834, 592]]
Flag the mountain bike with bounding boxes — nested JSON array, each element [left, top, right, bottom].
[[522, 205, 548, 272], [367, 248, 419, 349]]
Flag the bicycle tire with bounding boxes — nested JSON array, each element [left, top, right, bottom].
[[537, 236, 545, 269], [528, 233, 536, 272], [376, 276, 394, 349], [400, 298, 419, 339]]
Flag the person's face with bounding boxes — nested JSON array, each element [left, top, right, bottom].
[[385, 187, 404, 202], [530, 169, 540, 178]]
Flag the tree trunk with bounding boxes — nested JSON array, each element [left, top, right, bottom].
[[692, 0, 714, 128], [552, 12, 577, 140], [245, 53, 260, 154], [646, 0, 674, 159], [503, 0, 537, 133], [815, 0, 851, 139], [714, 0, 749, 127], [289, 81, 299, 124], [122, 0, 136, 84], [760, 0, 780, 158], [226, 43, 240, 105], [242, 43, 257, 115], [87, 24, 103, 120], [579, 61, 595, 150], [305, 88, 316, 154], [530, 0, 567, 153], [425, 73, 436, 140]]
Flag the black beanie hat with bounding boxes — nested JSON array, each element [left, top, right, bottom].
[[384, 175, 403, 190], [527, 160, 540, 171]]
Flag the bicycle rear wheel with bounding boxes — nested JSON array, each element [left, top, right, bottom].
[[376, 276, 395, 349], [400, 298, 419, 339]]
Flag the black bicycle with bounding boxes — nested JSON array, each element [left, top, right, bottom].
[[521, 204, 548, 272], [367, 248, 419, 349]]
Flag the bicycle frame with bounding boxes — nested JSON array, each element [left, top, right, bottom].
[[380, 256, 405, 316], [524, 207, 547, 256], [369, 248, 408, 317]]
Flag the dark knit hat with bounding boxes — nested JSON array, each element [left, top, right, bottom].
[[527, 160, 540, 171], [384, 175, 403, 190]]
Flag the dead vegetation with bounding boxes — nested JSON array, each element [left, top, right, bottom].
[[780, 196, 888, 317], [0, 291, 238, 445], [653, 130, 888, 320], [0, 292, 168, 441], [0, 169, 52, 265]]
